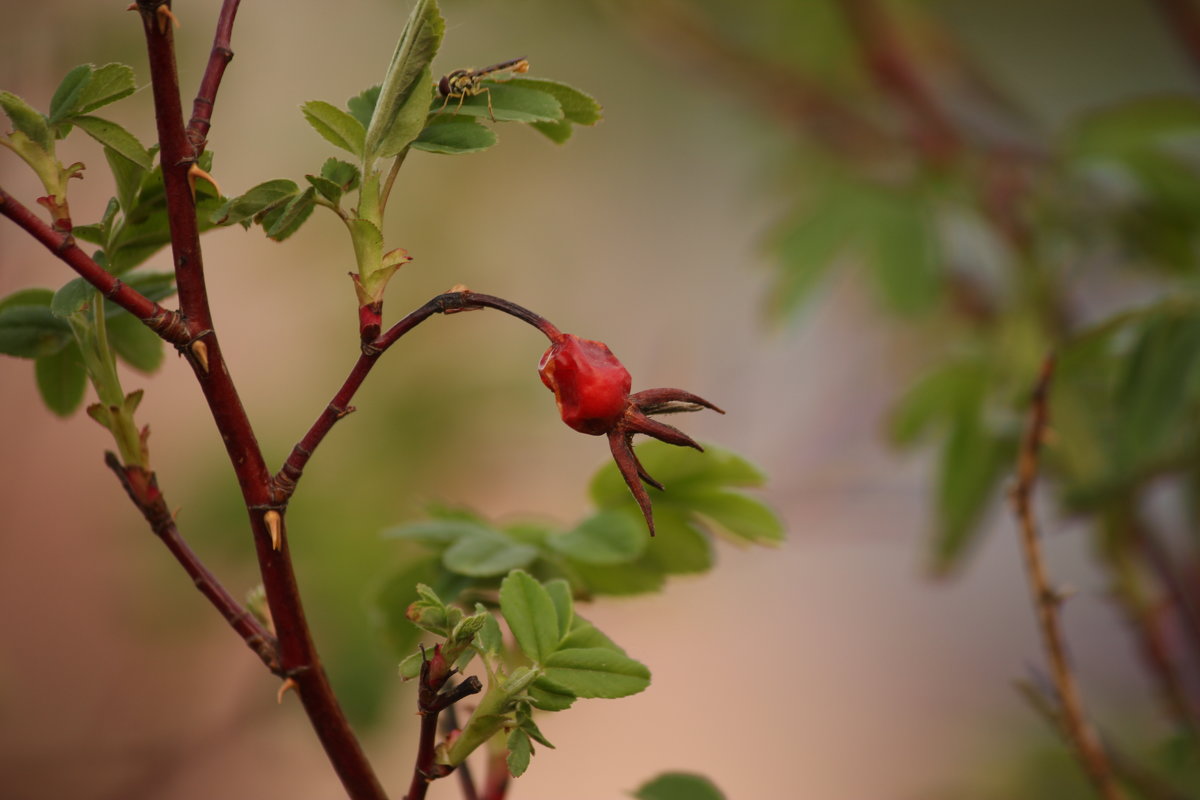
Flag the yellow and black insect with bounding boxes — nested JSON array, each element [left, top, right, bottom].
[[436, 57, 529, 121]]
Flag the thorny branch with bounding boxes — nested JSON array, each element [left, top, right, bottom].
[[1010, 354, 1125, 800], [187, 0, 242, 154]]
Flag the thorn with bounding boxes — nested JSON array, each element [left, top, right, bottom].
[[264, 509, 282, 551], [276, 677, 298, 704], [126, 2, 136, 10], [448, 283, 470, 293], [190, 340, 209, 373], [156, 4, 179, 34], [187, 164, 221, 200]]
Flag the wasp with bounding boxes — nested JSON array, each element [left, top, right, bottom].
[[437, 57, 530, 121]]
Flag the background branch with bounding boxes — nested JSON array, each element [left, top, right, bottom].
[[187, 0, 241, 153], [1011, 354, 1125, 800]]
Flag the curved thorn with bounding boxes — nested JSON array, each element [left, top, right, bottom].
[[626, 410, 704, 451], [630, 388, 724, 415]]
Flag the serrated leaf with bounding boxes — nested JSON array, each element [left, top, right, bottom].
[[35, 342, 86, 416], [412, 117, 497, 154], [474, 602, 503, 656], [433, 83, 562, 123], [305, 174, 345, 204], [499, 569, 561, 664], [320, 157, 361, 191], [560, 615, 625, 654], [541, 647, 650, 698], [364, 0, 445, 164], [442, 531, 538, 577], [528, 678, 576, 711], [376, 68, 434, 159], [347, 217, 384, 278], [530, 119, 573, 144], [211, 179, 298, 226], [302, 100, 366, 157], [634, 773, 726, 800], [49, 65, 93, 126], [506, 729, 532, 778], [347, 85, 380, 129], [262, 186, 316, 241], [544, 579, 574, 641], [518, 714, 555, 749], [0, 305, 73, 358], [0, 91, 52, 151], [72, 115, 151, 170], [75, 63, 136, 115], [551, 509, 646, 565], [107, 312, 164, 372]]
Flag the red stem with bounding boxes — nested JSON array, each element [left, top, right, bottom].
[[104, 452, 280, 671], [276, 291, 560, 499], [187, 0, 241, 154], [0, 187, 189, 343], [134, 4, 386, 797]]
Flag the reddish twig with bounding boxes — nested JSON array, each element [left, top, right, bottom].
[[480, 750, 511, 800], [404, 647, 483, 800], [275, 291, 561, 500], [838, 0, 961, 163], [440, 707, 480, 800], [1154, 0, 1200, 77], [187, 0, 242, 153], [0, 187, 189, 344], [1010, 354, 1126, 800], [103, 452, 280, 671], [132, 4, 387, 797]]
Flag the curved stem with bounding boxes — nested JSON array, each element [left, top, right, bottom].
[[275, 290, 561, 499], [187, 0, 242, 153]]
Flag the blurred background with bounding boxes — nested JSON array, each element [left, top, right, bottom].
[[2, 0, 1198, 798]]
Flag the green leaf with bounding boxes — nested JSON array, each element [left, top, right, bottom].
[[541, 647, 650, 699], [442, 531, 538, 577], [0, 305, 75, 358], [767, 184, 859, 319], [49, 65, 93, 126], [640, 508, 713, 575], [932, 419, 1015, 574], [412, 116, 496, 155], [889, 360, 987, 446], [528, 678, 576, 711], [474, 602, 504, 657], [211, 179, 299, 226], [321, 157, 361, 191], [508, 78, 601, 125], [74, 63, 136, 115], [305, 174, 346, 205], [433, 83, 562, 123], [506, 729, 532, 778], [50, 278, 96, 320], [35, 342, 86, 417], [560, 615, 625, 653], [375, 68, 434, 159], [528, 119, 572, 144], [590, 442, 766, 506], [364, 0, 445, 164], [302, 100, 366, 158], [633, 772, 727, 800], [262, 186, 316, 241], [107, 312, 164, 372], [544, 579, 574, 641], [518, 714, 555, 749], [570, 558, 666, 597], [373, 556, 438, 657], [347, 85, 380, 129], [679, 491, 784, 544], [0, 91, 52, 151], [550, 509, 647, 565], [71, 115, 152, 170], [383, 517, 495, 545], [0, 288, 54, 313], [866, 193, 940, 315], [499, 569, 561, 664]]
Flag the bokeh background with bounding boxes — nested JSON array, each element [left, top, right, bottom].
[[1, 0, 1195, 798]]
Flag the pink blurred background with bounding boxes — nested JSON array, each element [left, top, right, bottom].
[[0, 1, 1170, 797]]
